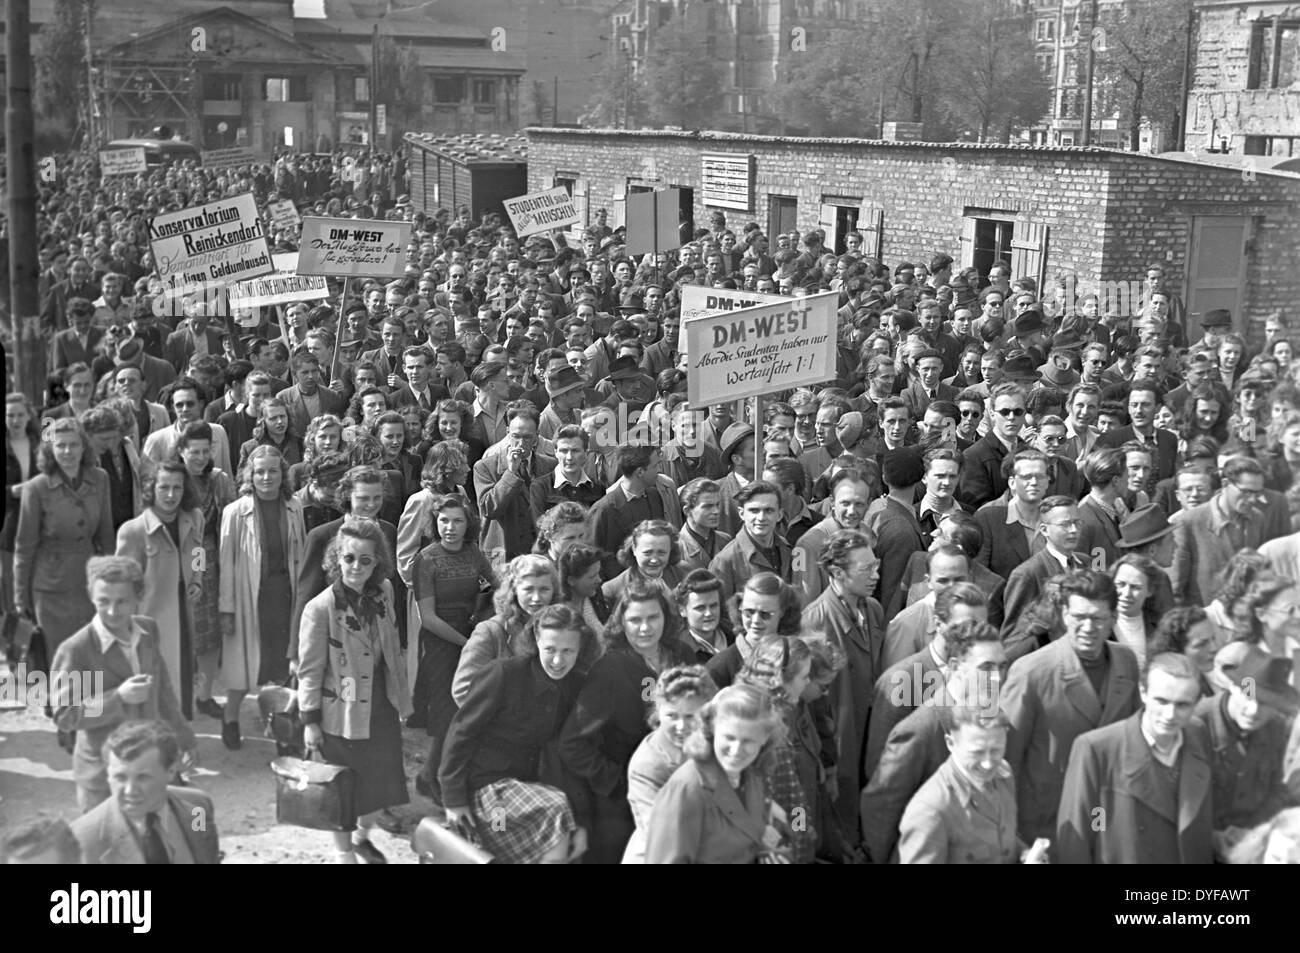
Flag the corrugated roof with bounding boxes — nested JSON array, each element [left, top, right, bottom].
[[404, 132, 528, 165], [320, 41, 524, 71]]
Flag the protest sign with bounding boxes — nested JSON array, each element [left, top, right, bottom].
[[503, 187, 581, 239], [684, 291, 838, 407], [678, 285, 785, 363], [148, 192, 273, 290], [269, 199, 301, 230], [99, 148, 146, 176], [625, 189, 680, 256], [201, 147, 259, 170], [229, 253, 329, 310], [296, 217, 412, 278]]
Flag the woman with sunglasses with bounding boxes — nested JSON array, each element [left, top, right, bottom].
[[560, 581, 696, 864], [705, 572, 803, 689], [299, 518, 411, 864]]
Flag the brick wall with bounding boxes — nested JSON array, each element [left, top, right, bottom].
[[526, 127, 1300, 344]]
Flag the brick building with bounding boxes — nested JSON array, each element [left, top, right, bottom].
[[1186, 0, 1300, 157], [527, 126, 1300, 341]]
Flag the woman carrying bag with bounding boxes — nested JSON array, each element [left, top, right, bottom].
[[299, 517, 412, 864]]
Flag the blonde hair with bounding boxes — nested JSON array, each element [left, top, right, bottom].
[[683, 683, 785, 769]]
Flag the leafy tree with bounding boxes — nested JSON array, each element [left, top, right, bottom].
[[938, 3, 1051, 142], [579, 53, 646, 128], [36, 0, 95, 140], [373, 35, 425, 137], [639, 17, 725, 129], [771, 22, 894, 136], [1094, 0, 1191, 149]]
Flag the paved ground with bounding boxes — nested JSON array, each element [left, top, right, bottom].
[[0, 689, 441, 864]]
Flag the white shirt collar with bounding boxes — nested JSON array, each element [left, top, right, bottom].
[[1140, 718, 1184, 767], [93, 616, 142, 674], [555, 468, 592, 488]]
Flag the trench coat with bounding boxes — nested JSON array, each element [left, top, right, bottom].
[[217, 494, 306, 692], [13, 467, 115, 651], [115, 507, 205, 699]]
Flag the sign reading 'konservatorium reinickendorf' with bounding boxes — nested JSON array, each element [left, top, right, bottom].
[[147, 192, 274, 290]]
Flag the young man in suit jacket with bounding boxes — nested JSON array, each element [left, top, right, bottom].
[[1092, 378, 1177, 495], [276, 352, 347, 437], [70, 720, 217, 864], [1001, 570, 1142, 845], [1056, 653, 1213, 864], [163, 313, 224, 374], [1000, 495, 1091, 630], [957, 382, 1030, 510], [973, 450, 1051, 581], [51, 555, 197, 812], [50, 298, 104, 369]]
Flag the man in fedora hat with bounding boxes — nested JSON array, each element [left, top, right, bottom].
[[110, 334, 177, 404], [1196, 308, 1232, 351], [1008, 309, 1048, 365], [1196, 641, 1300, 839], [596, 354, 655, 418], [538, 364, 588, 439], [1116, 502, 1176, 566], [999, 350, 1043, 385], [716, 422, 757, 538]]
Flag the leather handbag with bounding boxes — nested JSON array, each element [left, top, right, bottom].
[[258, 678, 305, 756], [411, 816, 495, 864], [271, 754, 358, 832]]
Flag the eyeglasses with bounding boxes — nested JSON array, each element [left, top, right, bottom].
[[994, 407, 1027, 418], [960, 409, 983, 419], [1046, 518, 1081, 529], [740, 607, 775, 621], [1228, 483, 1268, 502], [1040, 435, 1067, 445]]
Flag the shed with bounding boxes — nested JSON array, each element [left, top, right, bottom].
[[404, 132, 528, 222]]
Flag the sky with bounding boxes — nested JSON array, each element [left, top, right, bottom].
[[294, 0, 327, 17]]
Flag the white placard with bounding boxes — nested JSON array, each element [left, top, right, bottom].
[[148, 192, 273, 290], [99, 148, 147, 176], [684, 291, 839, 406], [269, 199, 301, 230], [296, 216, 413, 278], [503, 186, 581, 238], [229, 252, 329, 309], [201, 147, 259, 170]]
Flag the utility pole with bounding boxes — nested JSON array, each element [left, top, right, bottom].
[[553, 74, 558, 125], [84, 0, 96, 147], [369, 23, 378, 150], [7, 0, 44, 400], [1081, 0, 1100, 146], [1176, 4, 1196, 150]]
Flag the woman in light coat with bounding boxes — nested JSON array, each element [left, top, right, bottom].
[[219, 444, 305, 749], [13, 417, 114, 669], [115, 460, 206, 720], [300, 517, 412, 864]]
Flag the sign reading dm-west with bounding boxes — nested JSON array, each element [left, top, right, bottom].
[[295, 217, 413, 278], [684, 291, 839, 406], [148, 192, 273, 290]]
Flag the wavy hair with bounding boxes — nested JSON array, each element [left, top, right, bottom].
[[646, 664, 718, 729], [37, 417, 90, 478], [615, 519, 681, 571], [421, 439, 469, 492], [430, 492, 480, 544], [492, 553, 559, 634], [603, 580, 689, 658], [237, 444, 293, 499], [682, 683, 787, 771], [302, 413, 345, 465], [323, 516, 395, 594], [726, 571, 803, 637], [534, 501, 591, 555], [520, 603, 601, 674]]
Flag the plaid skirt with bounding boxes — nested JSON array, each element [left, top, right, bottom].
[[472, 779, 577, 864]]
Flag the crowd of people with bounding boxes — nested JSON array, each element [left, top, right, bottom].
[[2, 145, 1299, 865]]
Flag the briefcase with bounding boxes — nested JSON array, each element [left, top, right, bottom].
[[412, 816, 495, 864], [258, 682, 305, 756], [271, 755, 357, 832]]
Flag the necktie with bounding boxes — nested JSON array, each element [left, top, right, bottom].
[[142, 812, 171, 865], [419, 391, 429, 412]]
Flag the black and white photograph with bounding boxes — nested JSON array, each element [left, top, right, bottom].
[[0, 0, 1297, 894]]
